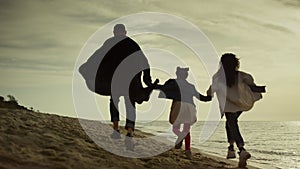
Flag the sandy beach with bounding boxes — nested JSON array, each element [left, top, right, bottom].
[[0, 107, 265, 169]]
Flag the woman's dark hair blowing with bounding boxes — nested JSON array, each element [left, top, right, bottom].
[[220, 53, 240, 87]]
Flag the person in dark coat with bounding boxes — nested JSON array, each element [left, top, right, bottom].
[[79, 24, 156, 149]]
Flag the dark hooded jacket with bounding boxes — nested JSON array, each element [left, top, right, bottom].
[[79, 36, 154, 103]]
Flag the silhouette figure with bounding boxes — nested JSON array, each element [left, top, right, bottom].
[[156, 67, 211, 159], [79, 24, 157, 150], [206, 53, 265, 168]]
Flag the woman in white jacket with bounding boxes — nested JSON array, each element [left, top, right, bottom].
[[207, 53, 265, 168]]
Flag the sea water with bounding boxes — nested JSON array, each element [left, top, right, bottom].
[[135, 121, 300, 169]]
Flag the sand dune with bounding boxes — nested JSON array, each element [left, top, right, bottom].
[[0, 108, 264, 169]]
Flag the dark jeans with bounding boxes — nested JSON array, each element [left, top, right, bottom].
[[225, 111, 244, 147], [110, 95, 136, 131]]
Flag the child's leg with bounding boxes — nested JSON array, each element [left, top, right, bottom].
[[184, 133, 191, 150], [172, 124, 181, 136], [183, 123, 191, 150], [173, 124, 183, 149], [182, 123, 191, 133]]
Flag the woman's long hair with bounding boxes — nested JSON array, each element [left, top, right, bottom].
[[220, 53, 240, 87]]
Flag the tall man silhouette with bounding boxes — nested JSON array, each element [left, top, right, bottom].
[[80, 24, 155, 150]]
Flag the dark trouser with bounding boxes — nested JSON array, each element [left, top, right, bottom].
[[225, 111, 244, 147], [110, 95, 136, 131]]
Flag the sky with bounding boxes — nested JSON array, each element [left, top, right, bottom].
[[0, 0, 300, 121]]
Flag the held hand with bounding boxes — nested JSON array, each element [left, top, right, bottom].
[[153, 79, 159, 85], [149, 78, 160, 89], [204, 95, 212, 102], [199, 94, 212, 102]]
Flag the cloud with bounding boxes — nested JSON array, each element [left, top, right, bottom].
[[0, 0, 299, 119], [275, 0, 300, 7], [225, 12, 294, 35], [0, 0, 298, 75], [0, 0, 162, 75]]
